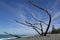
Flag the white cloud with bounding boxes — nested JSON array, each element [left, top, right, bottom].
[[13, 27, 38, 35], [20, 13, 27, 20], [52, 11, 60, 20], [17, 10, 28, 21]]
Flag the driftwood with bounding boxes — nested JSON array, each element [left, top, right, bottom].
[[28, 0, 52, 36], [15, 20, 41, 36], [15, 20, 41, 30], [4, 32, 21, 38], [25, 21, 41, 35], [30, 13, 48, 25], [13, 0, 52, 36], [40, 23, 43, 36]]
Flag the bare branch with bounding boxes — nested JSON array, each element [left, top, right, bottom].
[[28, 0, 51, 16], [25, 21, 39, 25], [25, 21, 42, 36], [25, 21, 32, 25], [28, 0, 52, 36], [15, 20, 41, 36], [40, 23, 43, 36], [25, 21, 42, 30], [15, 20, 41, 30], [33, 27, 41, 36], [30, 13, 48, 25], [4, 32, 21, 38], [32, 23, 39, 25]]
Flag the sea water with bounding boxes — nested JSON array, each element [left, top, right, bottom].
[[0, 35, 14, 40], [0, 35, 13, 39], [0, 34, 29, 40]]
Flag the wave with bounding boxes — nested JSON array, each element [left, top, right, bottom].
[[0, 37, 16, 40]]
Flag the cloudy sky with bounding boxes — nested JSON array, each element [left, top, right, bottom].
[[0, 0, 60, 35]]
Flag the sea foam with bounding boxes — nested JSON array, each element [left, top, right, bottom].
[[0, 37, 16, 40]]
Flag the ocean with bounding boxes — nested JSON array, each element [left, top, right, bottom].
[[0, 34, 29, 39], [0, 35, 13, 39], [0, 35, 14, 40], [0, 34, 31, 40]]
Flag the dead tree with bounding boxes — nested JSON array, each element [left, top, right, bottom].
[[30, 13, 48, 25], [4, 32, 21, 38], [15, 20, 41, 36], [28, 0, 52, 36], [14, 0, 51, 36], [40, 23, 43, 36], [30, 13, 47, 36]]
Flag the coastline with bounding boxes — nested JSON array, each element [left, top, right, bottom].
[[0, 37, 17, 40], [0, 34, 60, 40]]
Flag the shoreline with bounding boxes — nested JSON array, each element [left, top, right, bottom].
[[0, 34, 60, 40], [0, 37, 17, 40]]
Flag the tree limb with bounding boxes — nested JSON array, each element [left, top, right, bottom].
[[4, 32, 21, 38], [25, 21, 41, 35], [40, 23, 43, 36], [15, 20, 41, 30], [28, 0, 52, 36], [33, 27, 41, 36], [25, 21, 39, 25], [15, 20, 41, 35], [30, 13, 48, 25]]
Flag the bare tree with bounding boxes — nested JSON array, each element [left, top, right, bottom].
[[15, 20, 41, 36], [40, 23, 43, 36], [4, 0, 52, 37], [30, 13, 48, 25], [4, 32, 21, 38], [28, 0, 52, 36], [14, 0, 52, 36]]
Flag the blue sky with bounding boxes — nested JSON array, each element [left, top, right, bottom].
[[0, 0, 60, 35]]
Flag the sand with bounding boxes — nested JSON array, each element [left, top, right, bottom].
[[2, 34, 60, 40]]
